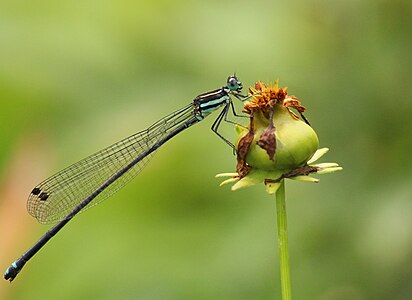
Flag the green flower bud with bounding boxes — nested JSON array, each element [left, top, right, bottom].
[[216, 80, 341, 193], [236, 104, 319, 172]]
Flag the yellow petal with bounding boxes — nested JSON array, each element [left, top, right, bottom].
[[312, 162, 339, 168], [316, 167, 343, 174], [231, 175, 261, 191], [290, 175, 319, 183], [307, 148, 329, 164], [219, 177, 239, 186], [215, 173, 239, 178]]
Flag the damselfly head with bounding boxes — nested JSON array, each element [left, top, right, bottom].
[[226, 75, 243, 92]]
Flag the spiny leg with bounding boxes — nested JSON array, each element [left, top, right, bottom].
[[212, 93, 261, 152], [221, 100, 248, 130], [211, 104, 236, 150], [299, 112, 311, 126]]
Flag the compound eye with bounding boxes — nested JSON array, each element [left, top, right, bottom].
[[228, 77, 237, 87]]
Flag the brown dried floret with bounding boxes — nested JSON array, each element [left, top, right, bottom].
[[244, 81, 307, 120]]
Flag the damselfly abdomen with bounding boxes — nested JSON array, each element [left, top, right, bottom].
[[4, 75, 249, 282]]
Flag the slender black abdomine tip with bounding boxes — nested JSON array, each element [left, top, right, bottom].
[[4, 260, 24, 282], [4, 266, 18, 282]]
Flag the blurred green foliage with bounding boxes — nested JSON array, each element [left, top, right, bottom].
[[1, 0, 411, 299]]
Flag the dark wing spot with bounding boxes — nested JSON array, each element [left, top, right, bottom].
[[39, 192, 49, 201], [31, 187, 41, 195]]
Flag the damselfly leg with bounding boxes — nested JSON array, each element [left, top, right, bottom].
[[4, 74, 249, 282], [299, 112, 311, 126]]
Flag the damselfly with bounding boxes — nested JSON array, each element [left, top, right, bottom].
[[4, 75, 249, 282]]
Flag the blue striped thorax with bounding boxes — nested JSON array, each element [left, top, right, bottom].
[[3, 73, 248, 283], [194, 75, 243, 120]]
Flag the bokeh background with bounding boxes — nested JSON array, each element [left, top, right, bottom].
[[1, 0, 411, 299]]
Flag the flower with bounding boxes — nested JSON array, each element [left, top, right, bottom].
[[216, 80, 342, 194]]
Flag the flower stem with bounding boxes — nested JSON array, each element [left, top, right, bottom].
[[275, 180, 291, 300]]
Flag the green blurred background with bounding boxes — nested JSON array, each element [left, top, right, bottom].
[[1, 0, 411, 299]]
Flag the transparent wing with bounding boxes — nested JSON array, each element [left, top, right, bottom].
[[27, 104, 195, 224]]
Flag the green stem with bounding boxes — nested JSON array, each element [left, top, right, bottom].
[[275, 180, 291, 300]]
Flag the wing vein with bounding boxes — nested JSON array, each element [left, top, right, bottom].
[[27, 103, 195, 224]]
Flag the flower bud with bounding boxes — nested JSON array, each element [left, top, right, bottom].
[[216, 80, 341, 193], [236, 82, 319, 174], [236, 104, 319, 172]]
